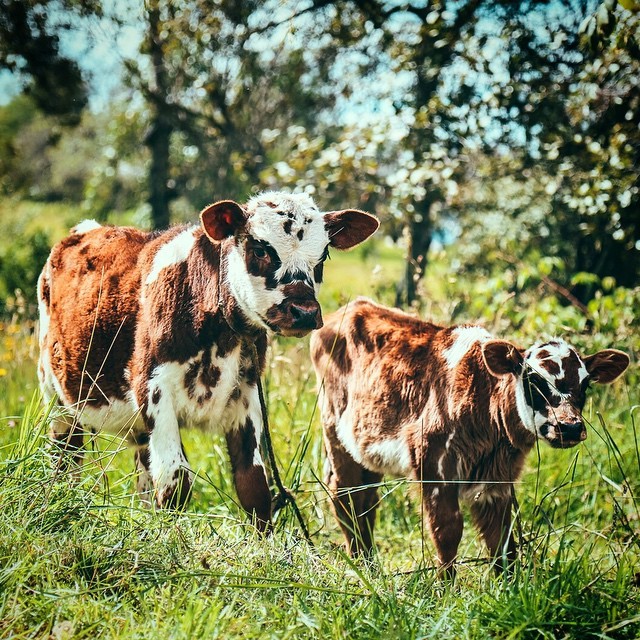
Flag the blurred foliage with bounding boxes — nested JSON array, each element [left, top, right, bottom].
[[0, 0, 637, 324], [0, 0, 102, 122], [125, 0, 354, 228], [0, 199, 80, 312]]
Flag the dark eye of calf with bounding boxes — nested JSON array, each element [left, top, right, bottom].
[[245, 238, 281, 289], [551, 364, 590, 409], [523, 372, 559, 411], [252, 245, 267, 259]]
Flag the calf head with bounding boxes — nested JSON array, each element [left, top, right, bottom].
[[200, 191, 378, 337], [482, 339, 629, 448]]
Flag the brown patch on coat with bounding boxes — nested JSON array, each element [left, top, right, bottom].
[[536, 350, 561, 376], [315, 329, 351, 374], [41, 225, 148, 406]]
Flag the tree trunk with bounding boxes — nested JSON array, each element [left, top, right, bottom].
[[145, 0, 173, 231], [396, 196, 434, 307], [146, 117, 172, 230]]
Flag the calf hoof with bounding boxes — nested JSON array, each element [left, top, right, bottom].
[[155, 468, 193, 510], [255, 516, 273, 535], [437, 561, 457, 582]]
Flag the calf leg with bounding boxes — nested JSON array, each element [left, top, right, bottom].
[[225, 413, 272, 533], [422, 485, 463, 578], [359, 468, 383, 553], [149, 422, 193, 509], [133, 446, 153, 507], [324, 437, 382, 557], [126, 428, 153, 506], [144, 385, 193, 509], [470, 494, 516, 573], [49, 415, 84, 478]]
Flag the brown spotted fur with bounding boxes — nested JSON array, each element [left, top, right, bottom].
[[311, 297, 629, 574], [38, 195, 379, 532]]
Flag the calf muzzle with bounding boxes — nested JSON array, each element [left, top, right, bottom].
[[266, 297, 323, 337], [553, 420, 587, 448], [290, 300, 323, 331]]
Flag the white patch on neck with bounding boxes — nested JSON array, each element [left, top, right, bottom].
[[443, 326, 492, 369], [147, 343, 243, 431], [145, 227, 197, 287], [72, 219, 102, 235], [514, 378, 548, 436]]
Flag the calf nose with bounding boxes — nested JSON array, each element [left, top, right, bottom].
[[290, 300, 322, 330], [558, 421, 586, 443]]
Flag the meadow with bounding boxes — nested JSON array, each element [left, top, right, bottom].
[[0, 236, 639, 639]]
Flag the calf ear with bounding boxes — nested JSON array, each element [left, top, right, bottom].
[[583, 349, 629, 384], [324, 209, 379, 250], [200, 200, 247, 241], [482, 340, 524, 377]]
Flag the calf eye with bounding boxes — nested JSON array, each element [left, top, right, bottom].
[[313, 246, 331, 284], [524, 374, 553, 410], [252, 245, 268, 260]]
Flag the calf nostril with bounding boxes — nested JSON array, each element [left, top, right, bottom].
[[292, 303, 315, 316], [559, 421, 585, 440], [290, 301, 320, 326]]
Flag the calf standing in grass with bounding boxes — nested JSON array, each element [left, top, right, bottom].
[[310, 297, 629, 572], [37, 192, 378, 530]]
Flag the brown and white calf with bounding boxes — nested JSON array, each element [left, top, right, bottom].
[[310, 297, 629, 572], [37, 192, 378, 530]]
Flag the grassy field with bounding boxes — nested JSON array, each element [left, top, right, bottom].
[[1, 242, 639, 639]]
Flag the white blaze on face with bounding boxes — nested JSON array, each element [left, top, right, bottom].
[[248, 192, 328, 287], [225, 247, 282, 328], [225, 192, 330, 329], [526, 340, 572, 387], [514, 381, 548, 435], [515, 339, 588, 437]]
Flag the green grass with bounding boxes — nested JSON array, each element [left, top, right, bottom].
[[1, 249, 639, 639]]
